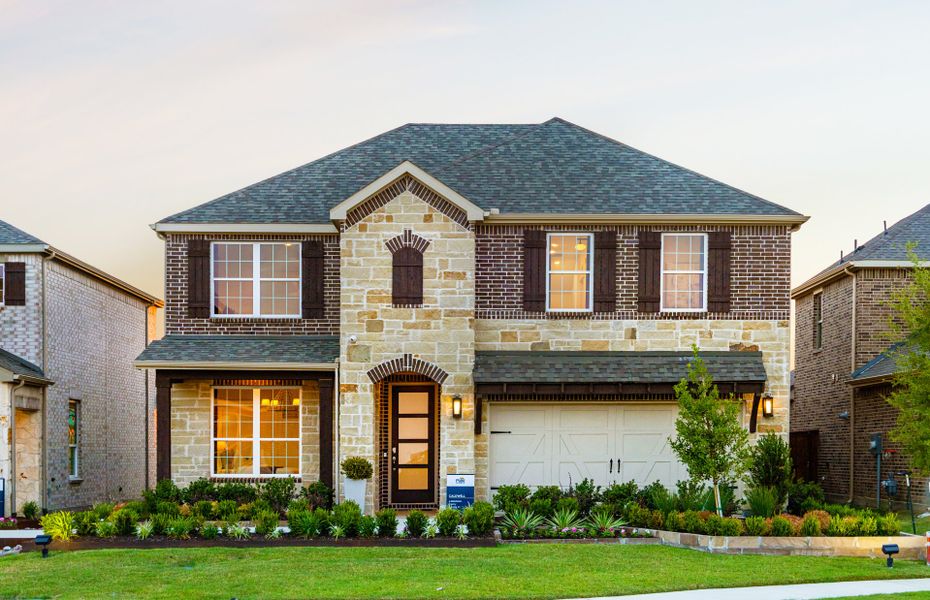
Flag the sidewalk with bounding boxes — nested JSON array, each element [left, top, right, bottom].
[[583, 578, 930, 600]]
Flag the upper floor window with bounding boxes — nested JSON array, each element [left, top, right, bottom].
[[212, 242, 300, 317], [547, 233, 593, 311], [660, 233, 707, 312], [0, 263, 4, 305], [813, 292, 823, 350], [68, 399, 81, 479]]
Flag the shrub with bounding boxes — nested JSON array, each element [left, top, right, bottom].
[[312, 508, 331, 536], [74, 511, 97, 536], [288, 510, 320, 538], [530, 485, 562, 505], [529, 498, 555, 518], [664, 511, 684, 532], [745, 433, 793, 508], [804, 509, 832, 531], [676, 480, 709, 512], [182, 478, 217, 504], [341, 457, 373, 480], [224, 522, 250, 540], [111, 509, 139, 536], [586, 507, 626, 534], [555, 497, 580, 516], [493, 484, 530, 513], [704, 482, 739, 516], [216, 482, 258, 504], [857, 515, 878, 536], [769, 515, 793, 536], [260, 477, 296, 516], [501, 508, 545, 537], [781, 514, 803, 535], [878, 512, 901, 536], [179, 504, 192, 517], [201, 523, 220, 539], [41, 511, 75, 541], [92, 502, 115, 521], [247, 499, 274, 519], [405, 510, 428, 538], [787, 480, 825, 515], [21, 501, 40, 520], [568, 478, 602, 517], [332, 501, 363, 537], [193, 500, 215, 520], [649, 486, 679, 515], [135, 520, 154, 540], [375, 508, 398, 537], [547, 506, 583, 531], [602, 481, 639, 508], [745, 486, 777, 518], [744, 516, 768, 536], [624, 503, 653, 528], [154, 479, 181, 503], [436, 508, 461, 537], [822, 503, 859, 518], [463, 501, 495, 537], [704, 513, 724, 536], [301, 481, 334, 510], [288, 498, 311, 515], [166, 517, 195, 539], [95, 520, 117, 538], [681, 510, 705, 534], [648, 509, 665, 530], [331, 524, 346, 540], [637, 481, 666, 509], [825, 515, 849, 537], [720, 517, 743, 536], [156, 501, 180, 516], [358, 515, 378, 537], [216, 500, 238, 521], [151, 513, 172, 536], [122, 500, 149, 519], [797, 513, 820, 537], [254, 509, 280, 536]]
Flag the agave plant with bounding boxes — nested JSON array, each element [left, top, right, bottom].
[[500, 508, 545, 537], [586, 507, 627, 533], [546, 507, 582, 531]]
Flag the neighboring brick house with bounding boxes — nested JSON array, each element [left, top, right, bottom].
[[791, 203, 930, 509], [136, 118, 806, 511], [0, 219, 162, 517]]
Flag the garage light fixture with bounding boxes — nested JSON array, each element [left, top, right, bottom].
[[452, 395, 463, 419], [762, 394, 774, 418]]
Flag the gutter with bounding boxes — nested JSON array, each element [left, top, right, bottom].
[[482, 212, 809, 229], [793, 260, 930, 299], [133, 361, 339, 371]]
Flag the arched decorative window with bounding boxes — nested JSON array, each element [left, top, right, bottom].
[[387, 230, 430, 307]]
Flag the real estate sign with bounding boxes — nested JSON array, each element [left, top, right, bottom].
[[446, 474, 474, 509]]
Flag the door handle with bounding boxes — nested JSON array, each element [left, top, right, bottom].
[[609, 458, 613, 473]]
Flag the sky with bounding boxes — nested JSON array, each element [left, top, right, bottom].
[[2, 0, 930, 304]]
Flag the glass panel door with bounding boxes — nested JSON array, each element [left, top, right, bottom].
[[391, 386, 435, 504]]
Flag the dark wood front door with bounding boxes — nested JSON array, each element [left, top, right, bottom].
[[391, 385, 436, 504], [790, 430, 819, 483]]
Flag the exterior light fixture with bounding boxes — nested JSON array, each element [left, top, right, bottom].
[[452, 395, 463, 419], [762, 394, 774, 418], [261, 398, 271, 406], [34, 534, 52, 558], [882, 543, 899, 568]]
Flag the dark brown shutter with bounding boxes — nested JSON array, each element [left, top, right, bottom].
[[707, 231, 732, 313], [637, 231, 661, 313], [593, 231, 617, 312], [302, 241, 325, 318], [187, 240, 210, 318], [392, 247, 423, 305], [3, 262, 26, 306], [522, 230, 546, 312]]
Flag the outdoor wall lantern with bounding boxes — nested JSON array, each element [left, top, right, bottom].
[[452, 395, 463, 419], [34, 534, 52, 558], [761, 394, 774, 418]]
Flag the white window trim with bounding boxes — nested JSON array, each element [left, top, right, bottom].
[[659, 232, 709, 313], [68, 399, 80, 480], [545, 232, 594, 313], [210, 242, 302, 319], [210, 386, 303, 479], [0, 263, 5, 306], [813, 292, 824, 350]]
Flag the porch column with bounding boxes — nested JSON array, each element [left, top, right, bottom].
[[155, 372, 172, 481], [318, 377, 335, 491]]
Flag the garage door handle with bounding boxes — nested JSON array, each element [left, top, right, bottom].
[[490, 430, 511, 434], [609, 458, 613, 473]]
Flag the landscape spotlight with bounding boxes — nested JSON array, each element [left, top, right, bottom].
[[882, 543, 899, 568], [34, 535, 52, 559]]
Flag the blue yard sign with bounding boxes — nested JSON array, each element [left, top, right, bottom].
[[446, 474, 475, 509]]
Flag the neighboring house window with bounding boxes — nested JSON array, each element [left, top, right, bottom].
[[813, 292, 823, 350], [660, 233, 707, 311], [212, 388, 301, 477], [68, 400, 80, 479], [0, 263, 4, 305], [547, 233, 593, 311], [212, 242, 300, 317]]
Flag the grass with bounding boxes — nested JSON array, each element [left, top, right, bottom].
[[897, 512, 930, 535], [1, 545, 928, 599]]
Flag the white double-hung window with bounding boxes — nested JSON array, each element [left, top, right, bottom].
[[660, 233, 708, 311], [212, 242, 300, 317], [546, 233, 593, 311]]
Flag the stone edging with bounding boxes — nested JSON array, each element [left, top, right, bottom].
[[647, 528, 925, 558]]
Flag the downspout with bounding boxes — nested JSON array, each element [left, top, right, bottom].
[[41, 249, 54, 511], [9, 379, 25, 516], [143, 307, 151, 491], [333, 360, 341, 502], [847, 266, 857, 504]]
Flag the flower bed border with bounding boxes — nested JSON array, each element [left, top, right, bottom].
[[647, 528, 925, 559]]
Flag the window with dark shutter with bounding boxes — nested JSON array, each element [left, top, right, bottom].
[[523, 230, 546, 312], [707, 232, 732, 313], [302, 241, 325, 318], [3, 262, 25, 306], [392, 247, 424, 305], [637, 231, 661, 312], [187, 240, 210, 318], [593, 231, 617, 312]]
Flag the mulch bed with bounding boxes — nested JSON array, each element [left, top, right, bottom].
[[501, 537, 658, 545], [5, 535, 497, 553]]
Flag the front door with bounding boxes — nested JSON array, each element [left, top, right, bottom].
[[391, 385, 436, 504]]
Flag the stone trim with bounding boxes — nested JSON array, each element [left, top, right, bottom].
[[366, 354, 449, 384], [344, 175, 469, 229], [385, 229, 431, 254], [476, 309, 791, 321]]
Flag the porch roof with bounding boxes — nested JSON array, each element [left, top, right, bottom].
[[134, 335, 339, 370], [0, 347, 52, 385]]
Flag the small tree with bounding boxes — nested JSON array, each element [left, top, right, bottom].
[[744, 433, 793, 509], [670, 346, 749, 516], [886, 244, 930, 473]]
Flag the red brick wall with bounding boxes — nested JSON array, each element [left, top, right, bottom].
[[164, 234, 340, 335], [475, 224, 791, 320]]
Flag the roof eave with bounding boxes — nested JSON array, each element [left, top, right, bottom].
[[47, 247, 164, 307], [0, 243, 48, 253], [134, 360, 337, 370], [483, 213, 809, 228], [152, 223, 339, 235], [791, 260, 930, 299], [849, 373, 896, 387]]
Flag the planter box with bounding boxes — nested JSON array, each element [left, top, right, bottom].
[[647, 528, 926, 559], [343, 477, 367, 513]]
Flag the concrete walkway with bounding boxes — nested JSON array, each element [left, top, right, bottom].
[[584, 577, 930, 600]]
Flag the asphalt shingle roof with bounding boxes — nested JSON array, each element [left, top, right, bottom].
[[135, 335, 339, 366], [160, 118, 800, 224], [473, 350, 767, 384], [851, 342, 907, 382], [0, 220, 45, 245], [0, 347, 48, 381]]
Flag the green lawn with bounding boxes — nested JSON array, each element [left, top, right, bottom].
[[1, 545, 928, 599], [897, 513, 930, 535]]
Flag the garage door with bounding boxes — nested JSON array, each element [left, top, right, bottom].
[[489, 403, 688, 491]]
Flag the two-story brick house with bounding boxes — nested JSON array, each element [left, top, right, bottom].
[[136, 118, 806, 511], [0, 219, 162, 517], [791, 203, 930, 508]]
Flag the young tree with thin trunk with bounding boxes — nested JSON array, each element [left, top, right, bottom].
[[670, 346, 750, 517]]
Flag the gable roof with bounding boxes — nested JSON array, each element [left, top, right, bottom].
[[157, 118, 804, 227], [0, 347, 51, 384], [0, 219, 45, 245]]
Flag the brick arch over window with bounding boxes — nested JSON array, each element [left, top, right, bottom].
[[366, 354, 449, 384], [385, 229, 431, 254], [344, 175, 469, 229]]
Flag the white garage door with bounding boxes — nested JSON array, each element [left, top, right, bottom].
[[489, 403, 688, 491]]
